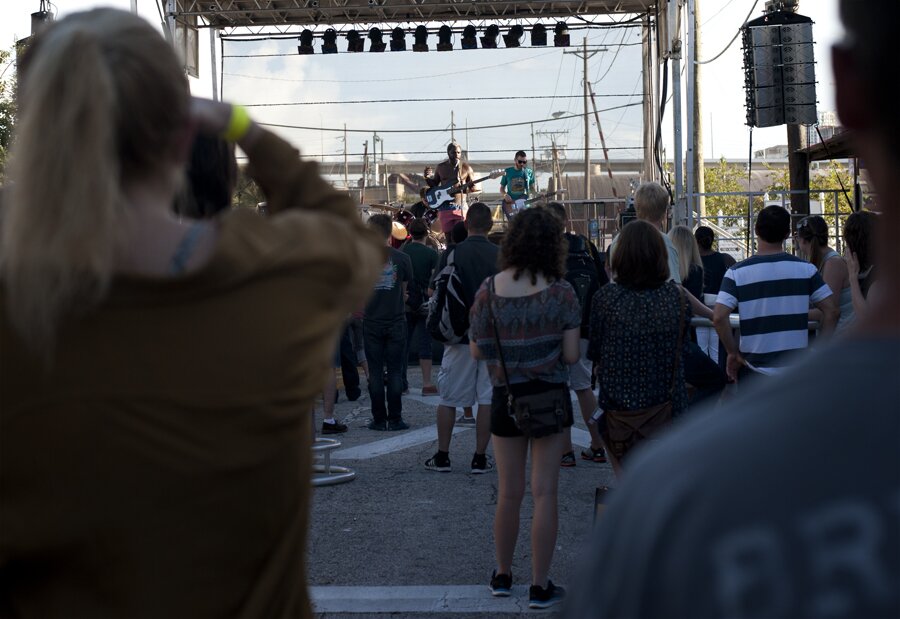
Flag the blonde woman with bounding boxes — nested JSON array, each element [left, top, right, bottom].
[[668, 224, 705, 300], [0, 9, 381, 617]]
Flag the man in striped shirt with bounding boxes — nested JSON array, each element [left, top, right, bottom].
[[713, 205, 838, 380]]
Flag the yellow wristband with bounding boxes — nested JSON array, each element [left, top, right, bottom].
[[221, 105, 251, 142]]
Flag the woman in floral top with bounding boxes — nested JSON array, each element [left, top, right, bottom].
[[588, 220, 691, 470], [469, 207, 580, 609]]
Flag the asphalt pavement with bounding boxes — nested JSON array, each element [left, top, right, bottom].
[[307, 364, 616, 618]]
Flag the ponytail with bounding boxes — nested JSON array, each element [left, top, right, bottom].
[[3, 28, 121, 356], [1, 9, 189, 360]]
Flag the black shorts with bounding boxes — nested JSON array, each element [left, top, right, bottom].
[[490, 381, 574, 438]]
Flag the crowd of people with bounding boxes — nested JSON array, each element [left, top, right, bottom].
[[1, 2, 897, 617]]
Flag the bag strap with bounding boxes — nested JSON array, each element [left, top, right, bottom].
[[487, 277, 515, 409], [667, 287, 686, 398]]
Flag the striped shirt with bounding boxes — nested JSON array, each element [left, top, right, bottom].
[[716, 253, 831, 368]]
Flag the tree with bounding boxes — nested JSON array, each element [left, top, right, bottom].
[[766, 160, 855, 246], [702, 158, 756, 228], [0, 48, 16, 181]]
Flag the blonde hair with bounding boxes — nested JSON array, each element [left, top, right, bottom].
[[634, 181, 670, 223], [668, 225, 703, 283], [1, 9, 189, 358]]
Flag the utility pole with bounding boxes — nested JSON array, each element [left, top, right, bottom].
[[361, 140, 368, 205], [343, 124, 349, 189], [450, 110, 456, 143], [210, 29, 219, 101], [372, 132, 380, 187], [564, 39, 606, 201], [641, 13, 657, 182], [692, 0, 705, 218], [587, 83, 618, 198], [669, 0, 685, 225], [531, 123, 537, 191]]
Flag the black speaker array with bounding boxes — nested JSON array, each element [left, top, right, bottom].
[[742, 11, 817, 128]]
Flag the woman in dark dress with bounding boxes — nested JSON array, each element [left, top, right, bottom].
[[588, 220, 691, 471]]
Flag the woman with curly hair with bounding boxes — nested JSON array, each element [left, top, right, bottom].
[[469, 207, 580, 610]]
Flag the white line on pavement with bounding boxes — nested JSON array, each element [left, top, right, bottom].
[[311, 584, 554, 614], [332, 425, 472, 460]]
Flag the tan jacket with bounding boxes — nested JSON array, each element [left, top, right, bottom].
[[0, 131, 382, 618]]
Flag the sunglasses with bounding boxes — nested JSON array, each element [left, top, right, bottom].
[[516, 160, 527, 165]]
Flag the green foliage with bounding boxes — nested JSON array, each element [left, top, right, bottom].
[[702, 158, 756, 228], [0, 48, 15, 181], [232, 167, 265, 210], [765, 160, 854, 237]]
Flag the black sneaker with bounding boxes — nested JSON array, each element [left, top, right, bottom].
[[387, 419, 409, 431], [366, 419, 388, 431], [470, 453, 494, 475], [321, 420, 348, 435], [489, 570, 512, 597], [424, 453, 451, 472], [581, 445, 608, 463], [529, 581, 565, 609]]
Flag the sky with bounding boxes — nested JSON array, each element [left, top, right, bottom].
[[0, 0, 843, 185]]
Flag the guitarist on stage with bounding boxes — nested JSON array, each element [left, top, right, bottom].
[[428, 142, 477, 240], [500, 150, 535, 219]]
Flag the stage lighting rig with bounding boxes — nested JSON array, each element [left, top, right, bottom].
[[480, 24, 499, 49]]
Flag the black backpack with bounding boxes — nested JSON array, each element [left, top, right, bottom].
[[564, 233, 603, 330], [427, 250, 469, 344]]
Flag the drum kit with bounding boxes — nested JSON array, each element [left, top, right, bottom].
[[369, 202, 443, 249]]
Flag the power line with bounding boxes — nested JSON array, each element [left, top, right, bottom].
[[257, 102, 642, 134], [244, 93, 641, 107], [236, 144, 645, 160], [695, 0, 761, 65]]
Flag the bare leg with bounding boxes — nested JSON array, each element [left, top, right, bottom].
[[530, 431, 566, 587], [462, 406, 474, 420], [492, 435, 528, 575], [474, 403, 492, 455], [575, 388, 604, 450], [436, 404, 456, 452], [420, 357, 434, 387], [323, 369, 337, 421]]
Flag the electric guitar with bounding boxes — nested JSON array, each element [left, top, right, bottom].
[[425, 170, 503, 210], [504, 190, 567, 216]]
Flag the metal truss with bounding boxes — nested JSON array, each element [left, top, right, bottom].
[[170, 0, 656, 32]]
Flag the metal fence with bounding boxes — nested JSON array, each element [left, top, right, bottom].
[[563, 188, 856, 260]]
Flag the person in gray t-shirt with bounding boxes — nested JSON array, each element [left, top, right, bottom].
[[565, 2, 900, 617]]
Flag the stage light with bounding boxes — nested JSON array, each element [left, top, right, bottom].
[[554, 22, 570, 47], [298, 29, 314, 54], [413, 25, 429, 52], [531, 24, 547, 46], [346, 29, 364, 52], [437, 25, 453, 51], [368, 27, 386, 52], [322, 28, 338, 54], [481, 24, 499, 49], [503, 25, 524, 48], [461, 25, 477, 49], [390, 27, 406, 51]]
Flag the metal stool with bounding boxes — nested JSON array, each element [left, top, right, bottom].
[[312, 437, 356, 487]]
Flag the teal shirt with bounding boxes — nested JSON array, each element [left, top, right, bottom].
[[500, 166, 535, 201]]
